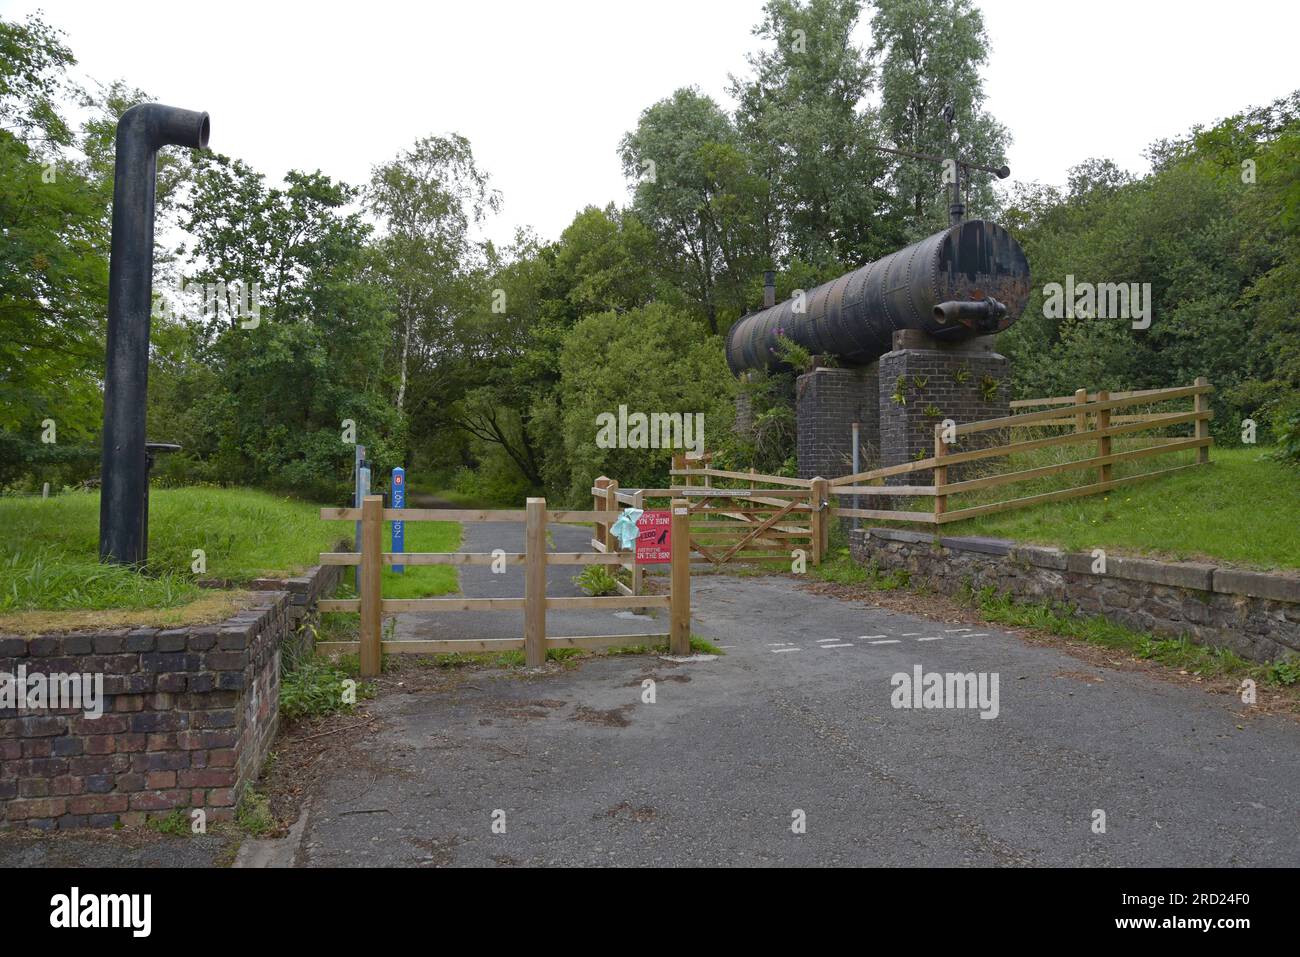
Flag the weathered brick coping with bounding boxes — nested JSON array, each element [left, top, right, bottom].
[[851, 528, 1300, 662], [0, 562, 341, 831]]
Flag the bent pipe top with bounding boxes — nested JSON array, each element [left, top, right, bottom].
[[725, 219, 1031, 375], [934, 297, 1007, 332], [99, 104, 209, 565]]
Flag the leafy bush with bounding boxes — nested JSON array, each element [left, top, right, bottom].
[[572, 565, 620, 596], [279, 655, 371, 722]]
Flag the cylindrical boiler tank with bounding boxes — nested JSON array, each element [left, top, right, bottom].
[[725, 219, 1030, 374]]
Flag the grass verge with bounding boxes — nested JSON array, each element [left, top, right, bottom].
[[878, 446, 1299, 571]]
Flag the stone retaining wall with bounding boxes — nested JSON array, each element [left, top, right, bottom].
[[850, 528, 1300, 663], [0, 563, 341, 830]]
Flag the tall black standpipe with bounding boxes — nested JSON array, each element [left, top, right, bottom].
[[99, 104, 209, 565]]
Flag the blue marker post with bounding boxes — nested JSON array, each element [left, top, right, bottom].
[[391, 466, 405, 574]]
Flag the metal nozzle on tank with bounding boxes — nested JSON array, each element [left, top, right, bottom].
[[933, 297, 1007, 332]]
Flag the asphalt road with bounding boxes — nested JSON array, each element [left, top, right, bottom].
[[285, 521, 1300, 867]]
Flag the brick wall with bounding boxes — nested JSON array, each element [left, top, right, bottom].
[[878, 344, 1010, 486], [0, 563, 340, 830], [795, 366, 880, 480], [850, 528, 1300, 663]]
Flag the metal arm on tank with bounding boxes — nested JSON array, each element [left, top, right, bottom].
[[867, 142, 1011, 225]]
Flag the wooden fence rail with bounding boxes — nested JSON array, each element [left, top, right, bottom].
[[319, 495, 691, 676], [827, 378, 1214, 527]]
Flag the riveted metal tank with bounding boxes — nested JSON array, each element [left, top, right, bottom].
[[725, 219, 1031, 374]]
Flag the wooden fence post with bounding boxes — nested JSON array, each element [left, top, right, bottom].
[[604, 479, 620, 553], [631, 489, 644, 600], [524, 497, 547, 668], [1194, 376, 1210, 464], [359, 494, 383, 678], [933, 425, 948, 522], [592, 476, 610, 551], [811, 476, 828, 564], [670, 498, 690, 655], [1074, 388, 1088, 433], [1096, 390, 1112, 484]]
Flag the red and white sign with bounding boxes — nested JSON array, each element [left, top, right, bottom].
[[635, 510, 671, 564]]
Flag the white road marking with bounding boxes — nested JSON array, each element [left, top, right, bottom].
[[868, 639, 900, 645], [858, 635, 887, 640], [917, 636, 945, 642], [965, 633, 990, 637], [819, 643, 853, 648], [901, 633, 922, 636], [944, 628, 973, 633], [815, 638, 841, 643], [771, 647, 800, 654]]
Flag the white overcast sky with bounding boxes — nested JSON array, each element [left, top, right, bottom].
[[5, 0, 1298, 249]]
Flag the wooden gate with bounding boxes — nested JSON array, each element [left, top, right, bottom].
[[593, 453, 829, 572]]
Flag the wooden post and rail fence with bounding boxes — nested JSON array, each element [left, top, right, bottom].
[[314, 381, 1212, 655], [316, 497, 692, 677], [828, 378, 1214, 526], [591, 379, 1213, 571]]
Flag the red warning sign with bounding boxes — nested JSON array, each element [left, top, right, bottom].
[[635, 510, 671, 564]]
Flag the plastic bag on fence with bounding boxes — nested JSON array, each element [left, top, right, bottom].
[[609, 507, 644, 549]]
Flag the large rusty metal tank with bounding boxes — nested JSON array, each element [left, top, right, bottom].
[[725, 219, 1031, 373]]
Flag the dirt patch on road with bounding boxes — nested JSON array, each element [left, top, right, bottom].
[[623, 673, 691, 687], [598, 802, 656, 823], [569, 704, 635, 727]]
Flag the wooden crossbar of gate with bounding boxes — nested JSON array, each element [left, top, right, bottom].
[[596, 453, 829, 570], [318, 495, 692, 676]]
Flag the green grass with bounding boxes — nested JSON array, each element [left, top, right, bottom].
[[869, 443, 1298, 570], [0, 486, 461, 613], [235, 786, 274, 837], [364, 518, 460, 600], [0, 487, 357, 612], [938, 446, 1299, 570], [146, 808, 193, 836], [813, 550, 910, 589]]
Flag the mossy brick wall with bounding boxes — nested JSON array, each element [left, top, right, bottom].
[[850, 528, 1300, 663], [878, 346, 1010, 486], [0, 563, 340, 830]]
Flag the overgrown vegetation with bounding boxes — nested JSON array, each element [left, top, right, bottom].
[[0, 488, 354, 612], [279, 653, 374, 722], [572, 565, 620, 597], [969, 585, 1297, 689]]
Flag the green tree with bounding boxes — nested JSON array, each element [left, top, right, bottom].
[[620, 89, 767, 333], [731, 0, 899, 269], [366, 134, 499, 416], [870, 0, 1009, 234], [0, 13, 103, 487], [553, 302, 735, 502]]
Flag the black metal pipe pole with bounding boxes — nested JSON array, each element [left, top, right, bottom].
[[99, 104, 209, 565]]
